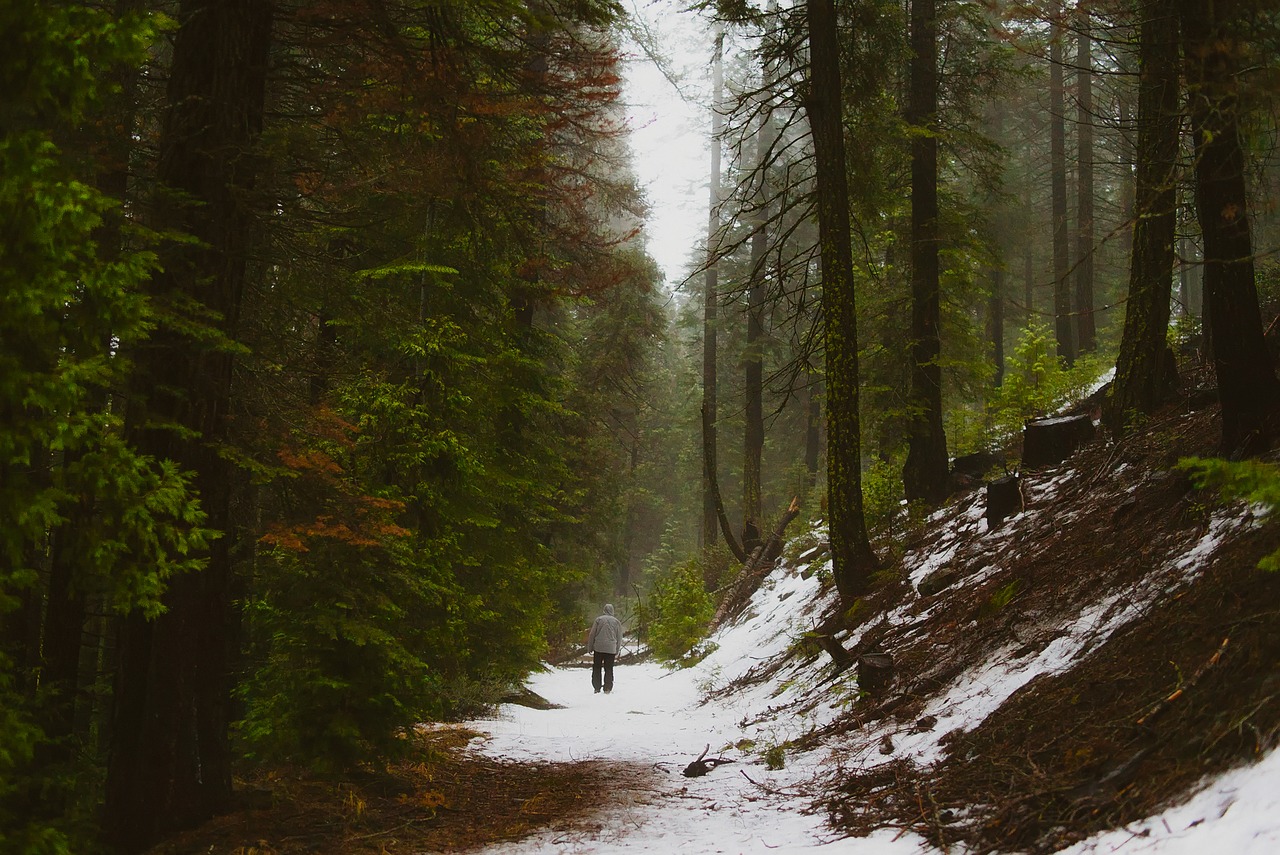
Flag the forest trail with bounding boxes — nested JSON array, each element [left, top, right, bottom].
[[464, 662, 856, 854], [461, 403, 1280, 855], [146, 409, 1280, 855]]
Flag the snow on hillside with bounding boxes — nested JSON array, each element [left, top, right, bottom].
[[470, 486, 1280, 853]]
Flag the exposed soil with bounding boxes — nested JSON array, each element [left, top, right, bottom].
[[146, 727, 654, 854], [813, 398, 1280, 852]]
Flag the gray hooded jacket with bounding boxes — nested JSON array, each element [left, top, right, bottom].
[[587, 604, 623, 655]]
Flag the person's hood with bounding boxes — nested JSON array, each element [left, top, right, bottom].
[[604, 604, 615, 616]]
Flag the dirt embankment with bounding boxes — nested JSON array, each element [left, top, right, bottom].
[[817, 403, 1280, 853]]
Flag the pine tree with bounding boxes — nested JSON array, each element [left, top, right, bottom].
[[1, 4, 210, 849]]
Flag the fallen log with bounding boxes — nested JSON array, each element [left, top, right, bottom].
[[1136, 637, 1230, 728], [499, 686, 564, 710]]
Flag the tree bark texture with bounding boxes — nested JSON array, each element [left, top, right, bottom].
[[805, 377, 822, 488], [903, 0, 949, 506], [1179, 0, 1279, 455], [1049, 5, 1075, 365], [1074, 7, 1097, 354], [1108, 0, 1180, 433], [702, 31, 724, 548], [744, 78, 773, 533], [806, 0, 878, 603], [990, 267, 1006, 387], [105, 1, 272, 850], [702, 405, 747, 564]]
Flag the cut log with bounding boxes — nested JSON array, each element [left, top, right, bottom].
[[1021, 413, 1095, 469], [857, 652, 894, 696], [986, 475, 1023, 528], [950, 451, 1005, 491]]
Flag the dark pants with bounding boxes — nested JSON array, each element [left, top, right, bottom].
[[591, 651, 616, 692]]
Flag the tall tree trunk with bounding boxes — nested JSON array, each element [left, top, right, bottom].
[[38, 519, 87, 765], [806, 0, 878, 603], [1024, 213, 1035, 321], [805, 376, 822, 488], [903, 0, 949, 506], [105, 1, 272, 850], [702, 31, 724, 548], [744, 73, 772, 536], [990, 268, 1006, 387], [1074, 5, 1097, 353], [1049, 2, 1075, 365], [1178, 231, 1191, 318], [1107, 0, 1180, 433], [1118, 87, 1136, 263], [1179, 0, 1279, 455]]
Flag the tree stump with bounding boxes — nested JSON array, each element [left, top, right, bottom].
[[950, 450, 1005, 491], [986, 475, 1023, 528], [1021, 414, 1095, 469], [857, 652, 894, 696]]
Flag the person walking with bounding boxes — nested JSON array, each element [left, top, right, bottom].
[[586, 603, 623, 694]]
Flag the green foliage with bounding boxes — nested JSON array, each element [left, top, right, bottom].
[[645, 558, 715, 664], [239, 313, 576, 767], [1167, 312, 1201, 351], [238, 540, 449, 770], [981, 579, 1022, 618], [232, 0, 668, 766], [862, 456, 906, 538], [763, 742, 786, 771], [0, 4, 209, 851], [1179, 457, 1280, 571], [983, 324, 1108, 456]]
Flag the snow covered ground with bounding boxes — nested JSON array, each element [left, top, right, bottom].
[[469, 515, 1280, 854]]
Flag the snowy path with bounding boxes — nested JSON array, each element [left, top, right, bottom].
[[467, 661, 928, 854], [463, 525, 1280, 855]]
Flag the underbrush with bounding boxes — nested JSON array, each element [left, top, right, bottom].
[[641, 556, 717, 665], [947, 322, 1111, 459], [149, 728, 634, 855]]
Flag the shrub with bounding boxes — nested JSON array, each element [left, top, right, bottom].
[[646, 558, 715, 664], [987, 323, 1109, 455]]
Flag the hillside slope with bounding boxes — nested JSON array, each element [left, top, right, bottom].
[[714, 403, 1280, 852], [461, 400, 1279, 854]]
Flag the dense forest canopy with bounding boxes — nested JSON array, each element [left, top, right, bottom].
[[1, 0, 1278, 851]]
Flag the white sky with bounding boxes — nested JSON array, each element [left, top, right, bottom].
[[620, 0, 713, 292]]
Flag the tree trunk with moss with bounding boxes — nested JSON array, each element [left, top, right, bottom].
[[1108, 0, 1180, 432], [703, 31, 724, 548], [1050, 4, 1074, 366], [806, 0, 877, 603], [1179, 0, 1279, 455], [1074, 6, 1097, 354]]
